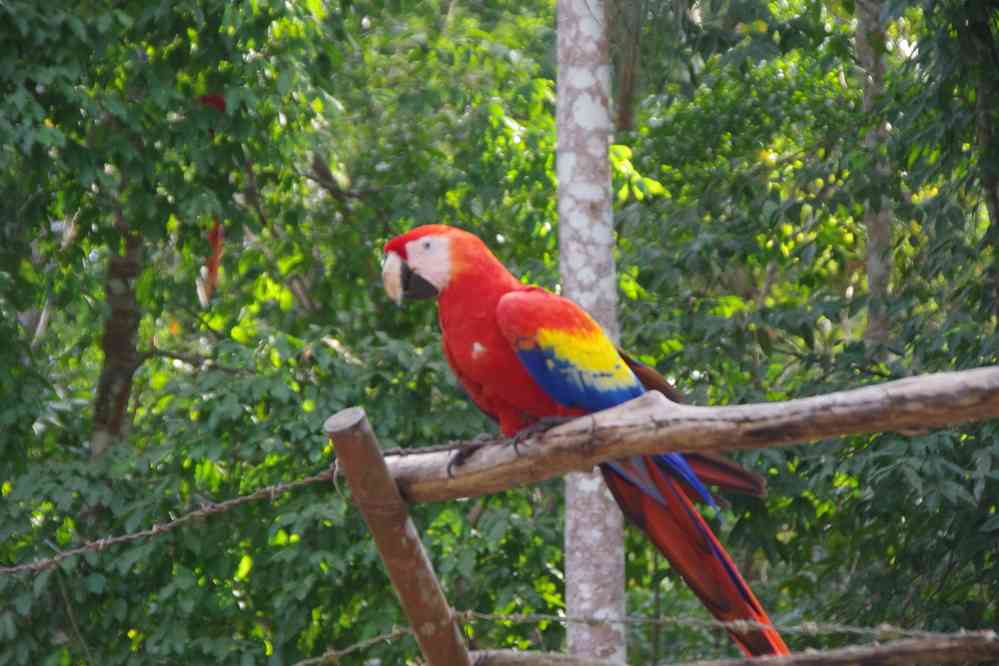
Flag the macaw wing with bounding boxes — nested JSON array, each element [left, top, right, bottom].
[[495, 288, 644, 412], [496, 288, 717, 507]]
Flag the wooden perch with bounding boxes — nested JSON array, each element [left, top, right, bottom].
[[386, 365, 999, 503], [471, 650, 617, 665], [324, 408, 472, 666], [468, 632, 999, 665]]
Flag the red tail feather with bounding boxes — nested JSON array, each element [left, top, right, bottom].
[[601, 459, 789, 657], [685, 451, 767, 498]]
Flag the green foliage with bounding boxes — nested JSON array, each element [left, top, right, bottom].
[[2, 0, 997, 664]]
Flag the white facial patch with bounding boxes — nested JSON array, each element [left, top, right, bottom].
[[404, 236, 451, 293]]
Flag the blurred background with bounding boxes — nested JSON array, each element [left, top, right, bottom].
[[1, 1, 997, 663]]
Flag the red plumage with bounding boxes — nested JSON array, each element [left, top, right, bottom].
[[196, 93, 226, 114]]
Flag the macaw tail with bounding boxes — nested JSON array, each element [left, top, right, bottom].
[[600, 456, 790, 657]]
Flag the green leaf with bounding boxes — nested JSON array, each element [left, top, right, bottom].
[[84, 573, 106, 594], [14, 593, 32, 616]]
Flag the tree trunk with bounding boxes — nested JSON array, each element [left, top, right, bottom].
[[854, 0, 892, 347], [608, 0, 643, 132], [556, 0, 626, 661], [92, 221, 142, 456], [957, 5, 999, 316]]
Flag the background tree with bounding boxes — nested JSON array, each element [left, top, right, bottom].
[[855, 0, 892, 346], [556, 0, 626, 661]]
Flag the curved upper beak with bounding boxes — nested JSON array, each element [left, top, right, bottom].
[[381, 251, 439, 305]]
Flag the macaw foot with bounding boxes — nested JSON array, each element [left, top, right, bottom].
[[446, 433, 492, 478], [510, 416, 574, 455]]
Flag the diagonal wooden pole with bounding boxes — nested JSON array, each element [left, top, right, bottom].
[[325, 407, 472, 666]]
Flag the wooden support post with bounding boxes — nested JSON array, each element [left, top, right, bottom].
[[325, 407, 473, 666]]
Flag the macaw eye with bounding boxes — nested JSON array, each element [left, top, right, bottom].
[[422, 240, 431, 250]]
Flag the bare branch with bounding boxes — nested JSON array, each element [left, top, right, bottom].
[[142, 347, 248, 374], [384, 366, 999, 503], [308, 153, 377, 203], [291, 627, 414, 666]]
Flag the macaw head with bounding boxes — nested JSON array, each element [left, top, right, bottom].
[[382, 224, 489, 304]]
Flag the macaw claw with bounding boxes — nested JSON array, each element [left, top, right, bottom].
[[509, 416, 573, 455], [445, 433, 492, 478]]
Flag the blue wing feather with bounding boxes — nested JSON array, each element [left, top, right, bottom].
[[514, 346, 644, 411], [496, 288, 718, 509]]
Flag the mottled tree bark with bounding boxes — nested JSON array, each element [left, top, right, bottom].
[[854, 0, 892, 346], [92, 221, 142, 456], [557, 0, 626, 661]]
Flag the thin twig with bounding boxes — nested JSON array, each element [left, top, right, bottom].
[[142, 347, 248, 374], [306, 154, 379, 202], [55, 566, 95, 665], [291, 626, 414, 665], [176, 303, 227, 341]]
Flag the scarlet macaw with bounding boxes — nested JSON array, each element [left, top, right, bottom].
[[382, 224, 789, 656]]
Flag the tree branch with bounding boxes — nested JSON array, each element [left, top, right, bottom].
[[142, 347, 248, 374], [308, 153, 377, 203], [379, 366, 999, 504]]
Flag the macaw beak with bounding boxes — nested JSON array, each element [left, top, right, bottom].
[[381, 251, 439, 305]]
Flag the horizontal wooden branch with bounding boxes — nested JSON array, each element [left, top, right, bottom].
[[383, 366, 999, 503], [471, 649, 616, 665], [470, 632, 999, 666]]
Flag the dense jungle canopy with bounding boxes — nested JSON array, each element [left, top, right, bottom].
[[1, 1, 997, 664]]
